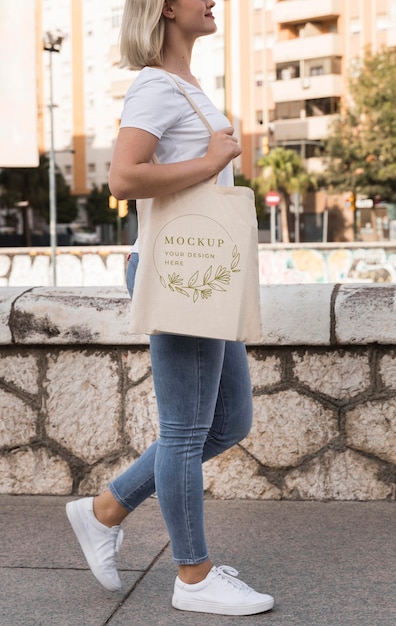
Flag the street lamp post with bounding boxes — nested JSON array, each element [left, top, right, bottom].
[[43, 30, 64, 286]]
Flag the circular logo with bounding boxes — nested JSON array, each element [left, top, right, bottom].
[[153, 214, 240, 302]]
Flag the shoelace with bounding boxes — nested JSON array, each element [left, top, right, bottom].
[[214, 565, 252, 593]]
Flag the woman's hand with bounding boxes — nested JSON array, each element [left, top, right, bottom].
[[204, 127, 242, 174]]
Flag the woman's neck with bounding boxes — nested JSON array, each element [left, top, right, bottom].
[[158, 53, 201, 88]]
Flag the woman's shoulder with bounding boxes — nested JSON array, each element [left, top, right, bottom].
[[126, 67, 178, 97]]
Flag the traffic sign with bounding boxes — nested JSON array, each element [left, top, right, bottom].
[[265, 191, 281, 206], [355, 198, 374, 209]]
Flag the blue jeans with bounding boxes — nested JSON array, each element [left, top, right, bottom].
[[110, 255, 253, 564]]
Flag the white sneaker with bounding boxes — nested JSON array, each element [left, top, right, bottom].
[[66, 497, 123, 591], [172, 565, 274, 616]]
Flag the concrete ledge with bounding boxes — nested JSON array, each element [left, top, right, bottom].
[[1, 283, 395, 346]]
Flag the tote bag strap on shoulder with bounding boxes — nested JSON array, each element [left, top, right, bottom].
[[164, 72, 215, 135], [152, 73, 217, 173]]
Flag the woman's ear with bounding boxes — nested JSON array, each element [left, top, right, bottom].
[[162, 0, 175, 19]]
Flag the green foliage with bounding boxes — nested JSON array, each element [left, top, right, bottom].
[[85, 184, 118, 227], [257, 147, 316, 199], [323, 47, 396, 200], [234, 173, 267, 220], [256, 146, 317, 243], [0, 154, 78, 223]]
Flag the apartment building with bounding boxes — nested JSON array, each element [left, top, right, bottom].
[[230, 0, 396, 178], [38, 0, 396, 198], [39, 0, 226, 198]]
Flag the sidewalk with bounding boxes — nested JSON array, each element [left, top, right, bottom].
[[1, 496, 395, 626]]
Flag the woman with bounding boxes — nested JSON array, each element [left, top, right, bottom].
[[66, 0, 274, 616]]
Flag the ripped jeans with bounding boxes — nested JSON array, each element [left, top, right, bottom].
[[109, 254, 252, 564]]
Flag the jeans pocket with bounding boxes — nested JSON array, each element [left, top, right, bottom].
[[126, 253, 139, 298]]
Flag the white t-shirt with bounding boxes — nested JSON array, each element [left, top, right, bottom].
[[120, 67, 235, 252], [120, 67, 234, 186]]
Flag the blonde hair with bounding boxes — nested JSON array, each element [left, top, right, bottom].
[[119, 0, 166, 70]]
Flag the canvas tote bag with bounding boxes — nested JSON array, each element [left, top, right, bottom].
[[129, 78, 262, 343]]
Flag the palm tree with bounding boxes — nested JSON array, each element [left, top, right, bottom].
[[257, 147, 316, 243]]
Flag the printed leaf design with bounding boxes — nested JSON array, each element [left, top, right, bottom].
[[231, 246, 241, 272], [162, 246, 241, 303], [175, 287, 190, 297], [188, 270, 199, 287], [203, 266, 213, 284]]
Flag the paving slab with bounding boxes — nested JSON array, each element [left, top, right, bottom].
[[1, 497, 395, 626]]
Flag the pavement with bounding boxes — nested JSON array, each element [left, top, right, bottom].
[[1, 496, 395, 626]]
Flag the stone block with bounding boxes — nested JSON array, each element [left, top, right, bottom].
[[0, 448, 72, 494], [0, 353, 40, 394], [124, 349, 152, 384], [45, 351, 120, 463], [335, 284, 396, 344], [0, 390, 37, 447], [203, 447, 281, 499], [0, 287, 27, 344], [293, 350, 371, 399], [283, 449, 392, 500], [246, 390, 338, 468], [10, 287, 148, 345], [77, 453, 137, 495], [259, 284, 333, 345], [380, 353, 396, 390], [247, 352, 282, 388], [345, 398, 396, 464]]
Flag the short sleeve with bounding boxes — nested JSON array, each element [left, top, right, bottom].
[[120, 72, 182, 139]]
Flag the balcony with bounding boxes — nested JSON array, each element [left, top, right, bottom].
[[273, 33, 343, 64], [274, 114, 338, 142], [272, 74, 343, 103], [273, 0, 342, 25]]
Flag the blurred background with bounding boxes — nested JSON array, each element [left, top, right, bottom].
[[1, 0, 396, 286]]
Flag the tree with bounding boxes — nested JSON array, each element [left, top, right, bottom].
[[323, 47, 396, 201], [257, 147, 316, 243], [0, 154, 78, 223], [234, 173, 267, 222], [85, 184, 118, 227]]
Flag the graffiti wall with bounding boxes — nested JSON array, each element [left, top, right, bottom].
[[258, 244, 396, 284], [0, 244, 396, 287]]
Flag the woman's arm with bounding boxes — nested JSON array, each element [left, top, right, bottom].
[[108, 126, 241, 200]]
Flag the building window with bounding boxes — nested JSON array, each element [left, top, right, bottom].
[[350, 18, 361, 34], [256, 110, 264, 125], [256, 73, 264, 87], [275, 101, 304, 120], [111, 7, 123, 28], [276, 62, 300, 80], [215, 75, 224, 89], [305, 97, 340, 117], [310, 65, 324, 76], [88, 163, 96, 173], [64, 165, 72, 175]]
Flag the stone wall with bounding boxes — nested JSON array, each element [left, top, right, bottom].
[[1, 284, 396, 500], [1, 242, 396, 288]]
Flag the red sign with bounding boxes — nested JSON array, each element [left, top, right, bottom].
[[265, 191, 281, 206]]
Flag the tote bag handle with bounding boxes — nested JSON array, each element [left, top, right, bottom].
[[152, 73, 218, 172]]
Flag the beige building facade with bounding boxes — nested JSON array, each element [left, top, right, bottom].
[[229, 0, 396, 179], [37, 0, 396, 196]]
